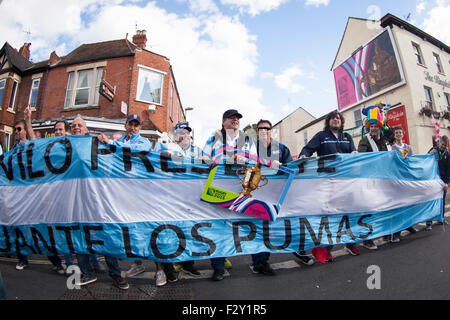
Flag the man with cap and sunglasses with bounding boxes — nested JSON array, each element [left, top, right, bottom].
[[202, 109, 258, 281], [98, 113, 151, 151]]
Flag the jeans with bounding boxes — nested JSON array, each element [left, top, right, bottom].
[[64, 254, 74, 266], [251, 252, 270, 267], [76, 254, 121, 278], [17, 254, 28, 265], [210, 257, 225, 271]]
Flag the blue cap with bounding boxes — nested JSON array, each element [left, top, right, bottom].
[[126, 114, 141, 124], [174, 122, 192, 132]]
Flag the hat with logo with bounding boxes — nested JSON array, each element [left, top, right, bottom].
[[126, 113, 141, 124], [174, 122, 192, 132], [222, 109, 242, 120]]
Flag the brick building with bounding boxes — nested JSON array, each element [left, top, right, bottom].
[[0, 30, 185, 151]]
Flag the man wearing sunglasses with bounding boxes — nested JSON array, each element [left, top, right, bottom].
[[251, 119, 293, 276]]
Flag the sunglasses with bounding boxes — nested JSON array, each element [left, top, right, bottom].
[[257, 127, 271, 131], [14, 127, 22, 132]]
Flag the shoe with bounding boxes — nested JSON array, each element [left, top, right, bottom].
[[345, 246, 360, 256], [224, 258, 232, 269], [166, 271, 178, 283], [426, 225, 432, 231], [76, 274, 97, 286], [406, 227, 417, 234], [391, 234, 401, 243], [437, 220, 449, 225], [111, 275, 129, 290], [253, 262, 275, 276], [211, 269, 225, 281], [325, 252, 333, 263], [292, 252, 314, 266], [182, 264, 201, 276], [93, 263, 106, 274], [173, 263, 182, 272], [155, 270, 167, 287], [53, 264, 66, 275], [362, 240, 378, 250], [125, 263, 145, 277], [382, 235, 390, 242], [15, 261, 29, 270]]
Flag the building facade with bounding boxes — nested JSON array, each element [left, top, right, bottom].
[[0, 30, 185, 151], [296, 14, 450, 154]]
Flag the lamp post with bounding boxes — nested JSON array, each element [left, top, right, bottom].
[[184, 107, 194, 144]]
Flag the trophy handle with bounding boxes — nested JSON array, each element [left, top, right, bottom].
[[258, 176, 269, 188], [235, 166, 245, 183]]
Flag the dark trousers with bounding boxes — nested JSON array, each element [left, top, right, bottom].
[[251, 252, 270, 267]]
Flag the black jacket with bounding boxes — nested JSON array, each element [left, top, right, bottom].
[[300, 129, 356, 157]]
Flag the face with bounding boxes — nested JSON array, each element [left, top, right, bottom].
[[257, 122, 272, 142], [329, 114, 342, 131], [71, 118, 88, 136], [222, 115, 240, 130], [440, 140, 448, 152], [14, 122, 27, 142], [125, 120, 141, 137], [369, 123, 380, 137], [54, 122, 67, 136], [174, 129, 190, 149], [394, 129, 403, 142]]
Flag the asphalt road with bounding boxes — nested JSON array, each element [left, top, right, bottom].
[[1, 207, 450, 302]]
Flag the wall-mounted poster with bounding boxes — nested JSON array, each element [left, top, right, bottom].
[[333, 28, 405, 111], [387, 105, 410, 145]]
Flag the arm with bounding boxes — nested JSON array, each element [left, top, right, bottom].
[[357, 137, 370, 153], [24, 105, 36, 140], [299, 132, 322, 157]]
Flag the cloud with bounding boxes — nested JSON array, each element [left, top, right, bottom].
[[265, 65, 317, 94], [421, 0, 450, 45], [416, 1, 427, 14], [0, 0, 278, 146], [305, 0, 329, 8], [220, 0, 291, 16]]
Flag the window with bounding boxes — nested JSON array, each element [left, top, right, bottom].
[[353, 109, 362, 127], [0, 79, 5, 107], [445, 93, 450, 109], [8, 80, 18, 110], [412, 43, 424, 65], [28, 78, 40, 108], [4, 132, 10, 152], [169, 83, 173, 120], [64, 67, 103, 108], [303, 131, 308, 146], [424, 86, 434, 109], [433, 53, 443, 73], [136, 66, 164, 105]]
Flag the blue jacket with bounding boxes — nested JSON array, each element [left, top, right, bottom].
[[300, 129, 355, 157], [113, 133, 151, 151]]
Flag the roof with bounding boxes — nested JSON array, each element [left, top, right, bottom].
[[380, 13, 450, 53], [273, 106, 316, 128], [295, 113, 327, 133], [1, 42, 34, 73]]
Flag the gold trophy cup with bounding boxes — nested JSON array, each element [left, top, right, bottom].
[[236, 162, 268, 197]]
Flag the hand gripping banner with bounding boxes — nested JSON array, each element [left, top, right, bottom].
[[0, 136, 444, 262]]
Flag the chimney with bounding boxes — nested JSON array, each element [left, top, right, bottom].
[[49, 51, 60, 65], [132, 30, 147, 49], [19, 42, 31, 60]]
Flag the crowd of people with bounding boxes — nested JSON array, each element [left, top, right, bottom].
[[1, 105, 448, 291]]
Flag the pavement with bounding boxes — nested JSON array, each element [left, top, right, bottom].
[[1, 203, 450, 302]]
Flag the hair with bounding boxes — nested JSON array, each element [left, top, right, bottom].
[[392, 126, 403, 132], [54, 120, 70, 132], [324, 110, 344, 132], [256, 119, 272, 128], [14, 119, 26, 128]]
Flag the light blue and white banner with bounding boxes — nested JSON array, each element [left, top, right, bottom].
[[0, 136, 444, 261]]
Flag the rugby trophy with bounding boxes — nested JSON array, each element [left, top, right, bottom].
[[236, 162, 268, 197]]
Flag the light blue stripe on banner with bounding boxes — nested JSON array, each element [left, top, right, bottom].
[[0, 198, 441, 262]]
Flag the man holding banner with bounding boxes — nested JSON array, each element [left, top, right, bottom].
[[202, 109, 257, 281], [294, 110, 360, 263]]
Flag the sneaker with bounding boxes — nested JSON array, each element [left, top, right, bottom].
[[362, 240, 378, 250], [391, 234, 401, 243], [173, 263, 182, 272], [406, 227, 417, 234], [53, 264, 66, 275], [224, 258, 232, 269], [166, 271, 178, 283], [325, 252, 334, 263], [426, 225, 432, 231], [93, 262, 107, 274], [382, 235, 390, 242], [253, 262, 275, 276], [111, 275, 129, 290], [155, 270, 167, 287], [125, 263, 145, 277], [211, 269, 225, 281], [76, 274, 97, 286], [182, 264, 201, 276], [15, 261, 29, 270], [345, 246, 360, 256], [292, 252, 315, 266]]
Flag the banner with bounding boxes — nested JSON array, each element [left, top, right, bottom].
[[333, 28, 405, 111], [0, 136, 444, 262]]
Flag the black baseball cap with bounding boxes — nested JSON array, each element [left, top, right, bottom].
[[222, 109, 242, 120], [174, 122, 192, 132]]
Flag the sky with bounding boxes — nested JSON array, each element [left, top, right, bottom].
[[0, 0, 449, 146]]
